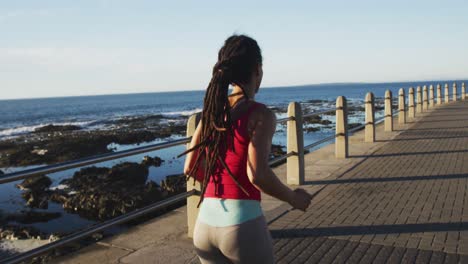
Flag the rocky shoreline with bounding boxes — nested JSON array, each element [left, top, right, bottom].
[[0, 118, 186, 168]]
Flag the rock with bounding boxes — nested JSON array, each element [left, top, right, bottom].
[[303, 115, 322, 124], [161, 174, 186, 195], [34, 124, 81, 133], [49, 191, 69, 204], [305, 99, 329, 103], [375, 105, 384, 111], [31, 148, 48, 155], [270, 144, 286, 158], [15, 175, 53, 209], [141, 156, 164, 167], [114, 114, 165, 128], [21, 191, 49, 209], [143, 181, 164, 200], [61, 166, 109, 190], [51, 162, 169, 221], [268, 106, 287, 113], [0, 118, 190, 168], [348, 106, 365, 112], [303, 115, 333, 126], [305, 127, 320, 133], [0, 225, 46, 240], [107, 162, 148, 186], [48, 233, 61, 242], [16, 175, 52, 191]]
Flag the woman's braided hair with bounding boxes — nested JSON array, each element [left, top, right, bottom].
[[179, 34, 262, 207]]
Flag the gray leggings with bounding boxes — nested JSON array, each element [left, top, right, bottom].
[[193, 215, 274, 264]]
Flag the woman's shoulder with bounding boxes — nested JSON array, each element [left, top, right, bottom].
[[248, 101, 275, 123]]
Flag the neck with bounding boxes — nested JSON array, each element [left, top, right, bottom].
[[231, 84, 255, 100]]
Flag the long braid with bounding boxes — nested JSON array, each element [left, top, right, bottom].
[[178, 35, 262, 207]]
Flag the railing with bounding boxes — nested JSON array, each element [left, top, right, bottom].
[[1, 82, 466, 264]]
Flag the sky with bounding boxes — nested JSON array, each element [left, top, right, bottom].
[[0, 0, 467, 99]]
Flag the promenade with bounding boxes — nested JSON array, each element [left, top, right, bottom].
[[54, 100, 468, 263], [267, 100, 468, 263]]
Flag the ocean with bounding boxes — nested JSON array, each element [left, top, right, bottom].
[[0, 80, 465, 249], [2, 80, 464, 139]]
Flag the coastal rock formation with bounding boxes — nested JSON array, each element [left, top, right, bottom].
[[0, 225, 48, 240], [270, 144, 286, 159], [34, 124, 81, 133], [16, 175, 52, 209], [57, 162, 154, 220], [303, 115, 332, 126], [11, 157, 185, 221], [46, 159, 185, 222], [0, 123, 185, 167], [161, 174, 186, 195], [141, 155, 163, 167], [304, 127, 320, 133], [16, 175, 52, 191]]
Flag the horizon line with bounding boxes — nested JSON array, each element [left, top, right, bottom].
[[1, 78, 467, 101]]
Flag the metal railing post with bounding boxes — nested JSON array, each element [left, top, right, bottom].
[[408, 87, 415, 118], [186, 114, 200, 238], [287, 102, 305, 185], [384, 90, 393, 132], [335, 96, 348, 158], [398, 88, 406, 124]]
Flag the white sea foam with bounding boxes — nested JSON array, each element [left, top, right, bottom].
[[48, 184, 69, 191], [0, 121, 95, 138], [161, 108, 202, 117]]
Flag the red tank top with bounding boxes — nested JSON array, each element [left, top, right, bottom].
[[202, 101, 263, 201]]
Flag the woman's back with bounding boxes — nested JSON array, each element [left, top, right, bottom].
[[203, 100, 262, 201]]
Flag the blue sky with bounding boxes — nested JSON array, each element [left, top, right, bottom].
[[1, 0, 467, 99]]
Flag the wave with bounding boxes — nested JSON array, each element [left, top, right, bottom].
[[0, 121, 96, 138], [161, 108, 203, 118]]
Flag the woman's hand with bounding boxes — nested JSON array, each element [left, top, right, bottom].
[[289, 188, 312, 211]]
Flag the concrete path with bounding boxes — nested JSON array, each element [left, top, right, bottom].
[[54, 100, 468, 263]]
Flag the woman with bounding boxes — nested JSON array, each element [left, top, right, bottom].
[[182, 34, 312, 264]]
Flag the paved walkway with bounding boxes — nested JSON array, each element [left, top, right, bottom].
[[53, 100, 468, 264], [264, 100, 468, 263]]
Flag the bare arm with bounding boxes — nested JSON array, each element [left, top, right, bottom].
[[246, 106, 309, 208], [183, 120, 204, 181]]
